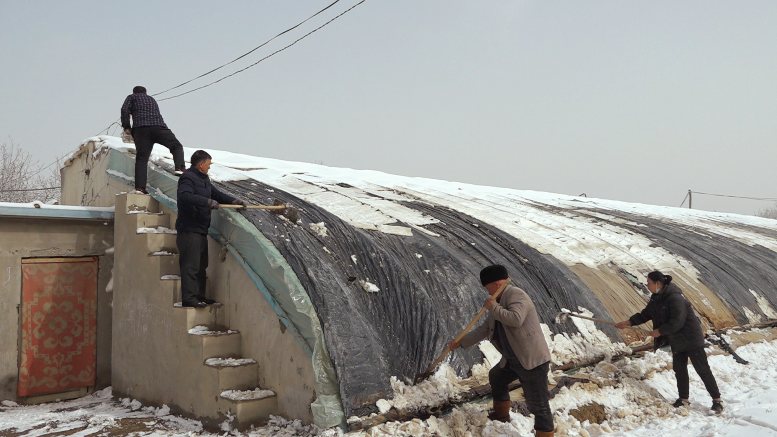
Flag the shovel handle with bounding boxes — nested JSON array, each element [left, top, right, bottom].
[[423, 278, 512, 375], [567, 312, 653, 335], [219, 204, 286, 210]]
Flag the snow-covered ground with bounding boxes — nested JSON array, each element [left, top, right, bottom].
[[2, 330, 776, 437]]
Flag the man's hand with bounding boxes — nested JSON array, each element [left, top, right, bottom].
[[649, 329, 661, 338], [208, 200, 220, 210], [232, 199, 246, 210], [121, 128, 134, 144], [448, 340, 460, 351], [615, 321, 632, 329], [484, 297, 497, 310]]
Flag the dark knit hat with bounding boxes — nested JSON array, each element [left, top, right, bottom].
[[480, 264, 508, 286], [133, 86, 147, 94]]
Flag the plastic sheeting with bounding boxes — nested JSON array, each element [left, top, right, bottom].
[[566, 205, 777, 325], [101, 142, 777, 421], [217, 179, 615, 417]]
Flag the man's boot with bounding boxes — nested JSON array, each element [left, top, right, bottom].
[[488, 400, 511, 422], [534, 430, 555, 437]]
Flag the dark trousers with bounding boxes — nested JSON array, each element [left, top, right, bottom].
[[673, 346, 721, 400], [177, 231, 208, 305], [132, 126, 185, 189], [490, 360, 553, 432]]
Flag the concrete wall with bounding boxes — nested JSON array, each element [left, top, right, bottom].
[[62, 144, 319, 423], [207, 238, 316, 422], [62, 141, 126, 208], [0, 216, 114, 401]]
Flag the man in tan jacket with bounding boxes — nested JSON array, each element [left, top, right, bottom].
[[449, 265, 554, 436]]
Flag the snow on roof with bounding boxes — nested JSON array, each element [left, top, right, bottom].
[[0, 200, 114, 220], [80, 135, 777, 283], [77, 136, 777, 419]]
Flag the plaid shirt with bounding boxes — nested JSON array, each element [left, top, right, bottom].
[[120, 93, 167, 129]]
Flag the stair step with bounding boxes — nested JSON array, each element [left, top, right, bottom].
[[220, 388, 275, 401], [188, 325, 238, 336], [129, 211, 170, 229], [188, 326, 241, 359], [219, 389, 278, 429], [205, 357, 256, 367], [126, 193, 160, 213], [204, 358, 258, 391], [150, 252, 179, 277], [141, 233, 178, 253], [136, 226, 177, 235], [173, 304, 220, 329]]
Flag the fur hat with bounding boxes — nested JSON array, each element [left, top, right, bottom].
[[480, 264, 508, 286]]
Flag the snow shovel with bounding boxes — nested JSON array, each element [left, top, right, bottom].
[[220, 201, 299, 222], [413, 278, 512, 385], [555, 311, 653, 335]]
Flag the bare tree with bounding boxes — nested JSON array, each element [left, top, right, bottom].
[[756, 203, 777, 220], [0, 138, 61, 204]]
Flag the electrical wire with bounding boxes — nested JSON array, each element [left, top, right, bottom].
[[92, 2, 365, 142], [95, 118, 121, 136], [693, 191, 777, 202], [0, 187, 61, 192], [157, 0, 366, 102], [152, 0, 342, 97]]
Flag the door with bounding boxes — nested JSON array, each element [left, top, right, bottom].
[[18, 257, 98, 397]]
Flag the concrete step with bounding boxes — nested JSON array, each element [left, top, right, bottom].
[[126, 193, 160, 213], [188, 325, 241, 359], [129, 211, 170, 229], [158, 276, 181, 304], [172, 304, 222, 330], [204, 357, 259, 391], [161, 276, 216, 303], [219, 388, 278, 428], [140, 232, 178, 253], [152, 254, 179, 277]]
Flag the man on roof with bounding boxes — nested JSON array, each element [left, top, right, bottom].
[[120, 85, 186, 194], [449, 265, 555, 436], [176, 150, 245, 308]]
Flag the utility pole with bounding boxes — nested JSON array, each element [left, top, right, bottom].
[[688, 189, 692, 209]]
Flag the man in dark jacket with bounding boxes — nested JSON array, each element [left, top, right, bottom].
[[121, 86, 186, 194], [449, 265, 554, 437], [176, 150, 245, 308], [616, 271, 724, 413]]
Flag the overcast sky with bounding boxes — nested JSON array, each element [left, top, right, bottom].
[[1, 1, 775, 215]]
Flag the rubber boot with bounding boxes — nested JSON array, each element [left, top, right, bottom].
[[534, 430, 555, 437], [488, 400, 511, 422]]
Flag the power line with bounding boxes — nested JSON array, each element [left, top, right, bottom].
[[693, 191, 777, 202], [96, 118, 121, 136], [92, 2, 365, 139], [0, 186, 61, 193], [157, 0, 367, 102], [152, 0, 342, 97]]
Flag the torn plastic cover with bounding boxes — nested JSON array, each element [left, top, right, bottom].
[[105, 148, 346, 428], [216, 178, 616, 417]]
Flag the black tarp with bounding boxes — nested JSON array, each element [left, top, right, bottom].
[[216, 179, 620, 416]]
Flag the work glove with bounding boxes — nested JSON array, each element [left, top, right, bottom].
[[232, 199, 247, 210], [121, 128, 134, 144], [207, 199, 220, 210]]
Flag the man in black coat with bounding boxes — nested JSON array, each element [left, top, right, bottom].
[[176, 150, 245, 308], [616, 271, 724, 413], [121, 85, 186, 194]]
